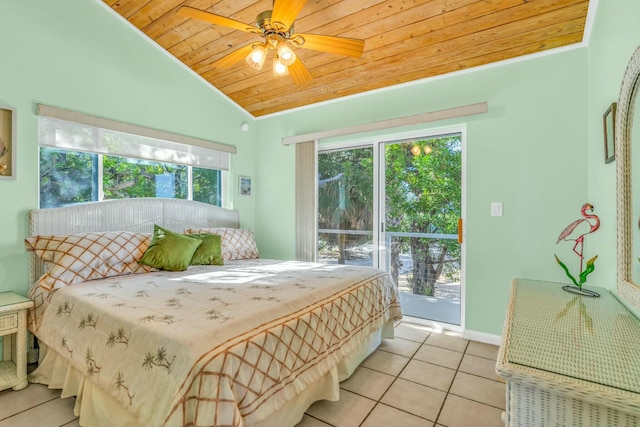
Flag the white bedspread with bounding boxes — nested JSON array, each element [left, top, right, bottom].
[[28, 259, 402, 427]]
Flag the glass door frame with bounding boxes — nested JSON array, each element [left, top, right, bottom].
[[316, 124, 467, 330]]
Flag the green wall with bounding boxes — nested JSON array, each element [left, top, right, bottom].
[[0, 0, 256, 297], [586, 0, 640, 289]]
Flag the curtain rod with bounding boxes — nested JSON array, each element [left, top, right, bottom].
[[282, 102, 488, 145]]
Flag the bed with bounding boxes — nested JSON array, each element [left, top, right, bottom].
[[24, 198, 402, 427]]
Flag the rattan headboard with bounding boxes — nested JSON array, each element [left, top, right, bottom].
[[28, 198, 240, 286]]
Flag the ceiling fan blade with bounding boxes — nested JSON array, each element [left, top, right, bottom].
[[271, 0, 307, 32], [292, 33, 365, 58], [212, 44, 255, 68], [177, 6, 260, 34], [289, 58, 313, 85]]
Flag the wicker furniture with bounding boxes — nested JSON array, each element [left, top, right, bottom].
[[0, 291, 33, 391], [496, 278, 640, 427]]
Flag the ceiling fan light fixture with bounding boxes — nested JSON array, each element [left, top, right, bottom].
[[277, 41, 296, 66], [246, 45, 267, 70], [273, 56, 289, 77]]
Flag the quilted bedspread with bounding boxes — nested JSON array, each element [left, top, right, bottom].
[[28, 259, 402, 427]]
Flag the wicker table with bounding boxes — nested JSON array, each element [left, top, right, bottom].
[[0, 292, 33, 391], [496, 279, 640, 427]]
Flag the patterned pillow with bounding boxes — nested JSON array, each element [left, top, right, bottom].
[[25, 231, 153, 290], [184, 227, 259, 261]]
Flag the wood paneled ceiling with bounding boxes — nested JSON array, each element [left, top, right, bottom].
[[104, 0, 590, 117]]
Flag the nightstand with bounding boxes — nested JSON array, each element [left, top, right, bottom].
[[0, 292, 34, 391]]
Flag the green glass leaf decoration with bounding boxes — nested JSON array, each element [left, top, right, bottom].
[[578, 255, 598, 287], [555, 254, 579, 287]]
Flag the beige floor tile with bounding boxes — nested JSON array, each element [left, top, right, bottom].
[[361, 349, 410, 376], [459, 354, 505, 383], [0, 396, 77, 427], [414, 344, 464, 369], [361, 403, 435, 427], [295, 414, 333, 427], [449, 372, 505, 410], [306, 389, 376, 427], [425, 331, 469, 353], [399, 359, 456, 392], [0, 384, 61, 419], [341, 366, 395, 400], [381, 378, 446, 422], [466, 341, 500, 360], [378, 337, 421, 357], [394, 322, 432, 343], [437, 394, 504, 427], [61, 419, 81, 427]]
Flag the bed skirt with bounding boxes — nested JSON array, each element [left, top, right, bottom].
[[29, 319, 395, 427]]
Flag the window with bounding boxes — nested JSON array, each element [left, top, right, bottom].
[[39, 149, 222, 208], [37, 106, 233, 209]]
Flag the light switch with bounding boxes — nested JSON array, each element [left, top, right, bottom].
[[491, 202, 503, 217]]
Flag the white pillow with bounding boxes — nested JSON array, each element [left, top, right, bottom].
[[183, 227, 259, 261]]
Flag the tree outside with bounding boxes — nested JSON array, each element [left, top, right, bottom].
[[385, 136, 461, 296]]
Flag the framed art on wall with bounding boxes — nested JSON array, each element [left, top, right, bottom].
[[239, 175, 252, 196], [0, 105, 16, 179], [603, 102, 616, 164]]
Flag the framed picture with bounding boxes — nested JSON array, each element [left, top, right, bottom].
[[0, 105, 16, 179], [239, 175, 252, 196], [603, 102, 616, 164]]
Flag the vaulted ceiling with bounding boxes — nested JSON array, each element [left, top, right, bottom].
[[104, 0, 590, 117]]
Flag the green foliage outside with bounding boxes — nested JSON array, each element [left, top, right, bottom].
[[317, 135, 461, 296], [39, 149, 221, 208]]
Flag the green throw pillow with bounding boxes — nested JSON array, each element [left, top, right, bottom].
[[138, 225, 202, 271], [187, 233, 224, 266]]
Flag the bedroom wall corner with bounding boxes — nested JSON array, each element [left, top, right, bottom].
[[586, 0, 640, 291]]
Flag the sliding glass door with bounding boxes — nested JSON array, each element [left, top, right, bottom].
[[317, 130, 463, 326], [381, 134, 462, 325]]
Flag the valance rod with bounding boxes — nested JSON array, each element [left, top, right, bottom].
[[37, 104, 237, 154], [282, 102, 488, 145]]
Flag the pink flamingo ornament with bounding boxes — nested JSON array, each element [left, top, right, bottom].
[[556, 203, 600, 272]]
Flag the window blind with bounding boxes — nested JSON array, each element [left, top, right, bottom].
[[37, 104, 235, 171], [295, 140, 318, 262]]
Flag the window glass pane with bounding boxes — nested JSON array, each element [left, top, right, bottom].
[[193, 167, 222, 207], [317, 147, 374, 266], [39, 148, 222, 208], [39, 148, 96, 208], [103, 155, 187, 200]]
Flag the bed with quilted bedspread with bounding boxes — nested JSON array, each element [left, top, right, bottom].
[[24, 198, 402, 427]]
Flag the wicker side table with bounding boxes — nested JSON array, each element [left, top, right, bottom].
[[0, 291, 34, 391], [496, 279, 640, 427]]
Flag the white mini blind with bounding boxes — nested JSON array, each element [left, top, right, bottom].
[[37, 104, 236, 171]]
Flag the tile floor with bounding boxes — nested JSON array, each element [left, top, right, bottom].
[[0, 322, 505, 427]]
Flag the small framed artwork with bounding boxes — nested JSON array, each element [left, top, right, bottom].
[[0, 105, 16, 179], [239, 175, 252, 196], [603, 102, 616, 164]]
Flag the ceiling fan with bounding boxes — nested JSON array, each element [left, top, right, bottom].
[[177, 0, 365, 85]]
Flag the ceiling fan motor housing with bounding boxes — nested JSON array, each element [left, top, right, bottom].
[[255, 10, 294, 42]]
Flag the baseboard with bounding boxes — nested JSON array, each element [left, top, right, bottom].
[[463, 329, 502, 346]]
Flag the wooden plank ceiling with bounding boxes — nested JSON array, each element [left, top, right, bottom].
[[104, 0, 589, 117]]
